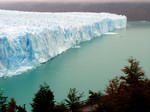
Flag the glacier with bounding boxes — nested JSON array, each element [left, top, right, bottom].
[[0, 10, 127, 77]]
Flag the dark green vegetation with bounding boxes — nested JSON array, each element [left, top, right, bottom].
[[0, 58, 150, 112], [0, 93, 26, 112], [31, 83, 55, 112], [65, 88, 84, 112]]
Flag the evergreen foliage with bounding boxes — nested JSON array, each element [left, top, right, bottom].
[[121, 58, 145, 85], [31, 83, 54, 112], [87, 90, 102, 105], [16, 105, 27, 112], [54, 102, 68, 112], [96, 58, 150, 112], [1, 58, 150, 112], [65, 88, 84, 112], [0, 90, 7, 112]]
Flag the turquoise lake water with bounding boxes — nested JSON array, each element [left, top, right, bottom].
[[0, 21, 150, 111]]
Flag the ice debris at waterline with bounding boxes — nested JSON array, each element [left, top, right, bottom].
[[0, 10, 127, 77]]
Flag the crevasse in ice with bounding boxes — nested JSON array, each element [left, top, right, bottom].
[[0, 10, 127, 77]]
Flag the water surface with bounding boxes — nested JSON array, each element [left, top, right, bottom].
[[0, 21, 150, 111]]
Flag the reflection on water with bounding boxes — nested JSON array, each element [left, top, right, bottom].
[[0, 22, 150, 111]]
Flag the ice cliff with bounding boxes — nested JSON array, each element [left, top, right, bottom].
[[0, 10, 127, 77]]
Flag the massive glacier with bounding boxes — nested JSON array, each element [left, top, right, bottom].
[[0, 10, 127, 77]]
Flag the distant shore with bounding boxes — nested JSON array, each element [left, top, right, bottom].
[[0, 2, 150, 21]]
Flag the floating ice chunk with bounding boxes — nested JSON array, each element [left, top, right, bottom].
[[72, 45, 81, 49], [140, 21, 147, 22], [0, 10, 127, 77], [104, 32, 118, 35]]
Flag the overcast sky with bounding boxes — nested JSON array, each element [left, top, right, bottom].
[[0, 0, 150, 3]]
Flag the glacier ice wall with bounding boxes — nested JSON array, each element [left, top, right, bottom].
[[0, 10, 127, 77]]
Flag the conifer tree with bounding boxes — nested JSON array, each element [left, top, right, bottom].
[[120, 58, 145, 86], [0, 89, 7, 112], [31, 83, 54, 112], [65, 88, 84, 112]]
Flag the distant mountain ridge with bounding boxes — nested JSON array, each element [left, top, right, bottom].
[[0, 2, 150, 21]]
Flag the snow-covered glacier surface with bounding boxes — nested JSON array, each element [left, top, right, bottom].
[[0, 10, 127, 77]]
